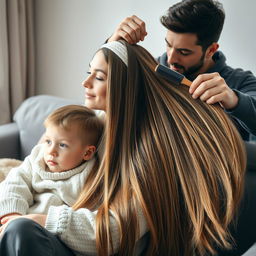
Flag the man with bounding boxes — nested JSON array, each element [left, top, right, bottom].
[[108, 0, 256, 143], [108, 0, 256, 255]]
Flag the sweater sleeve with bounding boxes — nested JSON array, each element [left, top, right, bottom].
[[225, 71, 256, 136], [0, 153, 35, 218], [45, 204, 148, 255], [226, 89, 256, 136]]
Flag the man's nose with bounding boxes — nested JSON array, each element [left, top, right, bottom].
[[167, 48, 178, 65]]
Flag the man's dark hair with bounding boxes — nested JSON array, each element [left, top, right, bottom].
[[160, 0, 225, 51]]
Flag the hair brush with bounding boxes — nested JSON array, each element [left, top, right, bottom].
[[155, 64, 192, 87]]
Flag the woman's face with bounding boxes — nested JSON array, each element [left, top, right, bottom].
[[82, 50, 108, 111]]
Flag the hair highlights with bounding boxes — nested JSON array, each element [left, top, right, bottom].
[[74, 41, 246, 256]]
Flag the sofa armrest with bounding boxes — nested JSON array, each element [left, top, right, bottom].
[[0, 123, 20, 159]]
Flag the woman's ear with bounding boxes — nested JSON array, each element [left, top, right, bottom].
[[83, 145, 96, 160], [206, 42, 219, 58]]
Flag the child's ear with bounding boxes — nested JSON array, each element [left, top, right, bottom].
[[83, 145, 96, 160]]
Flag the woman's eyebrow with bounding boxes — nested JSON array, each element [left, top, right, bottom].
[[88, 63, 107, 75], [94, 69, 107, 75]]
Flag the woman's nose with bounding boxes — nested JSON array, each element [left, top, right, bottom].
[[82, 76, 92, 88]]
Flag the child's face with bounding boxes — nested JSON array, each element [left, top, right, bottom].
[[43, 124, 94, 172]]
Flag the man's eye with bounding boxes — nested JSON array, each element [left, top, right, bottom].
[[179, 51, 191, 56]]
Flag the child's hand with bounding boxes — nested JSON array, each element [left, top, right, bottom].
[[22, 214, 47, 227], [0, 213, 21, 225], [0, 214, 22, 236], [0, 214, 46, 236]]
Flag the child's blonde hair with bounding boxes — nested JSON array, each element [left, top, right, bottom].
[[44, 105, 104, 147]]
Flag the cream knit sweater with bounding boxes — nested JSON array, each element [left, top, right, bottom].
[[45, 203, 148, 255], [0, 143, 94, 219], [0, 143, 148, 255]]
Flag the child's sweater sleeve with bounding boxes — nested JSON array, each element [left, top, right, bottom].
[[0, 157, 34, 218], [45, 204, 148, 255]]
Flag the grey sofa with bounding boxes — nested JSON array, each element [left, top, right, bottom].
[[0, 94, 81, 160]]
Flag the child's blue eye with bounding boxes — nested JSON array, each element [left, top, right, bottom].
[[45, 139, 51, 145], [59, 143, 68, 148]]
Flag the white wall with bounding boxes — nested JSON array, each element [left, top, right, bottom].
[[219, 1, 256, 73], [35, 0, 256, 101]]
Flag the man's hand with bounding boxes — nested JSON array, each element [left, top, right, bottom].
[[189, 72, 239, 109], [108, 15, 147, 44]]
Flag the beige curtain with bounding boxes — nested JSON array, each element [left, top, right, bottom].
[[0, 0, 35, 124]]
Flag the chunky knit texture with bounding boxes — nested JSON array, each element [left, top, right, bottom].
[[0, 144, 95, 217]]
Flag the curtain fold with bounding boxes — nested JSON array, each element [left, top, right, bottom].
[[0, 0, 35, 124]]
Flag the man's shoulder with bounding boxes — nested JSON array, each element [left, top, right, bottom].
[[213, 51, 256, 87], [156, 52, 168, 65], [220, 64, 255, 84]]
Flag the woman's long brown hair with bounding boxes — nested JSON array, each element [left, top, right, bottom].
[[73, 41, 246, 256]]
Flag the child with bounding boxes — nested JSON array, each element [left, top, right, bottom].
[[0, 104, 104, 224]]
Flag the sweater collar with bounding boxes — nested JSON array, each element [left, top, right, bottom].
[[207, 51, 227, 73]]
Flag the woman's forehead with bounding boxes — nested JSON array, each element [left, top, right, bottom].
[[90, 50, 108, 70]]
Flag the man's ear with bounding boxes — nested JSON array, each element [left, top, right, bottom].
[[83, 145, 96, 160], [206, 42, 219, 58]]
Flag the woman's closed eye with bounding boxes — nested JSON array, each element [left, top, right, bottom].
[[87, 71, 105, 81], [95, 77, 104, 81]]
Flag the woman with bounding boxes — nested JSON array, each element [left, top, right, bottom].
[[0, 41, 246, 256]]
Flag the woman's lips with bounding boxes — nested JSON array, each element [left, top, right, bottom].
[[85, 93, 95, 99]]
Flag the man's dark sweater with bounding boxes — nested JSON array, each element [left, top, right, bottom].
[[158, 51, 256, 140]]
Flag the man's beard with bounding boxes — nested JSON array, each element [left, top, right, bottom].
[[171, 51, 206, 79]]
